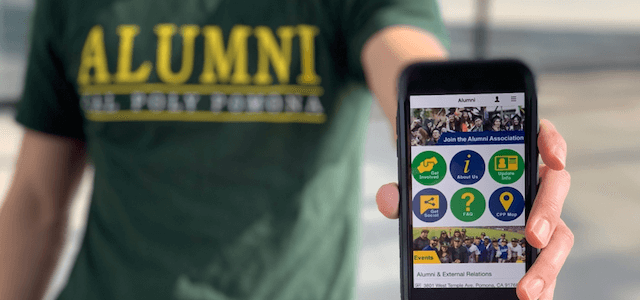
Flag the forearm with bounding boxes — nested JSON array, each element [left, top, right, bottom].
[[0, 130, 86, 299], [361, 26, 448, 130], [0, 189, 68, 300]]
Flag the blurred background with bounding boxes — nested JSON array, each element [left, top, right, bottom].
[[1, 0, 639, 299]]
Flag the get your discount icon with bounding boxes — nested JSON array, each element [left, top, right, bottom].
[[412, 151, 446, 185]]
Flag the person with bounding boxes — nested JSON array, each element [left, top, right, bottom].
[[460, 110, 472, 132], [490, 239, 501, 263], [473, 236, 486, 262], [417, 127, 430, 145], [444, 110, 462, 132], [452, 229, 462, 239], [464, 237, 480, 263], [0, 0, 450, 298], [479, 232, 487, 246], [482, 237, 496, 263], [0, 1, 573, 299], [411, 126, 429, 146], [503, 115, 512, 129], [509, 238, 524, 263], [425, 128, 441, 145], [460, 228, 467, 240], [422, 118, 434, 134], [437, 242, 453, 263], [510, 115, 523, 131], [413, 229, 430, 250], [498, 233, 507, 244], [432, 110, 447, 130], [410, 134, 420, 146], [451, 237, 469, 264], [438, 230, 451, 245], [422, 236, 439, 251], [491, 116, 503, 131], [498, 240, 510, 263], [410, 118, 423, 132], [470, 115, 483, 132]]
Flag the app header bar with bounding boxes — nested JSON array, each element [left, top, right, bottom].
[[410, 93, 525, 108]]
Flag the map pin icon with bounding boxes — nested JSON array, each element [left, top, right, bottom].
[[499, 192, 513, 211]]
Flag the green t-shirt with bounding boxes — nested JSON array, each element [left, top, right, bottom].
[[16, 0, 448, 299]]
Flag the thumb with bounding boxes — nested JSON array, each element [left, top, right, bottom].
[[376, 183, 400, 219]]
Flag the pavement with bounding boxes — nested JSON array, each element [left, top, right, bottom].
[[2, 70, 639, 300]]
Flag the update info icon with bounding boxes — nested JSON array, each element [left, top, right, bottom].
[[494, 155, 518, 171]]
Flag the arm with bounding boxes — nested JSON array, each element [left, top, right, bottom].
[[0, 130, 87, 300], [361, 26, 447, 136]]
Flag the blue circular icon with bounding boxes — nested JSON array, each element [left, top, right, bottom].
[[412, 188, 447, 223], [488, 187, 525, 221], [450, 150, 485, 185]]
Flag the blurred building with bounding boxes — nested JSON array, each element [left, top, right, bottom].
[[0, 0, 31, 101], [2, 0, 640, 102]]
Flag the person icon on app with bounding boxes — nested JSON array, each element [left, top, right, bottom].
[[498, 157, 507, 169]]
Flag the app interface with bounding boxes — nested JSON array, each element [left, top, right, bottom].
[[409, 93, 526, 289]]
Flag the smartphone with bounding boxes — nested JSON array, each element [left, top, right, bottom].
[[397, 60, 538, 299]]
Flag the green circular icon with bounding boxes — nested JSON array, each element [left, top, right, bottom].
[[488, 149, 525, 184], [450, 188, 485, 222], [412, 151, 446, 185]]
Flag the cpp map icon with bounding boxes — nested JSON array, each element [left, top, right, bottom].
[[488, 187, 524, 221]]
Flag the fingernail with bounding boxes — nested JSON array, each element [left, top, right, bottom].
[[525, 278, 545, 300], [532, 218, 551, 245]]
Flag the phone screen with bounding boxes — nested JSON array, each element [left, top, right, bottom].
[[408, 92, 526, 289]]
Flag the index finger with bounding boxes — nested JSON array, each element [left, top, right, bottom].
[[538, 119, 566, 170]]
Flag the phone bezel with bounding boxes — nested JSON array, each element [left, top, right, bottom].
[[396, 60, 539, 300]]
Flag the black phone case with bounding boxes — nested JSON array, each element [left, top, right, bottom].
[[397, 59, 539, 300]]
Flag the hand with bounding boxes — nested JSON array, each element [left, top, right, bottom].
[[376, 119, 571, 300]]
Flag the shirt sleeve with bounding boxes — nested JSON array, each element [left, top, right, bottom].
[[341, 0, 451, 79], [15, 0, 86, 141]]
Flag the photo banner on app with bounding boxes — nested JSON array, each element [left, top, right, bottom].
[[434, 131, 524, 146]]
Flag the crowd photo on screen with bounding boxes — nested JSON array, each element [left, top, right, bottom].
[[410, 106, 525, 146], [412, 227, 526, 263]]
